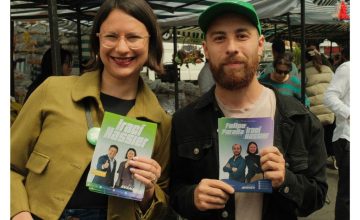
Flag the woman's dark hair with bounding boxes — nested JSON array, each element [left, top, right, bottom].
[[41, 47, 73, 77], [86, 0, 164, 74], [246, 142, 258, 154], [23, 47, 72, 103], [272, 53, 292, 72], [125, 148, 137, 159]]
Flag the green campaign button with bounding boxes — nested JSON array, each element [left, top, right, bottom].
[[87, 127, 100, 146]]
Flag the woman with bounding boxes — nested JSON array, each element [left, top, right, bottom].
[[258, 54, 310, 107], [305, 48, 335, 162], [11, 0, 171, 219], [23, 47, 73, 103], [115, 148, 137, 191], [245, 142, 262, 183]]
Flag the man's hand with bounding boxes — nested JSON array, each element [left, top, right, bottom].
[[260, 146, 286, 189], [194, 179, 234, 211], [232, 167, 238, 172]]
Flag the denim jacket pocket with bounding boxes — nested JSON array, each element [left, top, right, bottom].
[[25, 150, 50, 174], [286, 149, 308, 172]]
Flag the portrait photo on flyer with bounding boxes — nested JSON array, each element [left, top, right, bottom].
[[218, 117, 274, 193]]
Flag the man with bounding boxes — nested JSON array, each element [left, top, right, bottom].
[[262, 38, 299, 78], [324, 45, 350, 220], [223, 144, 246, 182], [169, 1, 328, 219], [92, 144, 118, 187]]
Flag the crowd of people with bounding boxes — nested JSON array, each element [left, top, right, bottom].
[[11, 0, 349, 220]]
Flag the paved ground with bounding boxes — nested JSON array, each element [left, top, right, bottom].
[[299, 166, 338, 220]]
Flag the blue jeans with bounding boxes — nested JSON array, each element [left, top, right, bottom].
[[333, 138, 350, 220], [32, 208, 107, 220]]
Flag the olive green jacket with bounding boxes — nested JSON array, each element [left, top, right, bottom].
[[11, 71, 172, 220]]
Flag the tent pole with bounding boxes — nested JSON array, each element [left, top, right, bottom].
[[172, 26, 179, 110], [300, 0, 306, 105], [11, 20, 15, 97], [76, 6, 83, 74], [48, 0, 62, 76], [287, 13, 293, 52]]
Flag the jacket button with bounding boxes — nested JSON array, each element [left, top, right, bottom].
[[193, 147, 200, 155], [221, 210, 228, 218], [285, 162, 290, 168], [284, 186, 290, 193]]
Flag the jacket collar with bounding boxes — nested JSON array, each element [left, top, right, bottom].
[[71, 70, 164, 124], [194, 85, 217, 110]]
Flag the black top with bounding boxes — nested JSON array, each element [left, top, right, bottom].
[[65, 93, 135, 209]]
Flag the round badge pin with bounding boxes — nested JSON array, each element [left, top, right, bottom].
[[87, 127, 100, 146]]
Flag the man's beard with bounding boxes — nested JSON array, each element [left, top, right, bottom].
[[210, 55, 259, 90]]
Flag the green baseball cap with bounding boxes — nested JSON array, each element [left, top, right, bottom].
[[198, 0, 262, 35]]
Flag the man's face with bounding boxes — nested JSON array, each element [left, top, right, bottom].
[[203, 13, 264, 90], [108, 147, 118, 159], [232, 144, 241, 156]]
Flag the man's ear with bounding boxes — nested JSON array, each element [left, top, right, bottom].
[[202, 40, 209, 60], [257, 35, 265, 57]]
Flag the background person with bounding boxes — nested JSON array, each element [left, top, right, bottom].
[[259, 54, 310, 107], [324, 45, 350, 220], [262, 37, 299, 78], [23, 47, 73, 103], [11, 0, 173, 219], [304, 47, 335, 165]]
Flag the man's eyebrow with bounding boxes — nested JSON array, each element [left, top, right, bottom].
[[208, 31, 226, 36], [235, 27, 250, 33]]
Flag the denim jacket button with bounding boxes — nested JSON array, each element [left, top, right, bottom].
[[193, 147, 200, 155], [221, 210, 229, 218], [285, 162, 290, 168]]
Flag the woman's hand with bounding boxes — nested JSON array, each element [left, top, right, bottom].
[[128, 156, 161, 211], [129, 156, 161, 190]]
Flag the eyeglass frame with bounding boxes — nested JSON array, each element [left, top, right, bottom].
[[96, 32, 151, 49]]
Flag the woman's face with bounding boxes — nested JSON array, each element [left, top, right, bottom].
[[272, 63, 290, 82], [127, 150, 135, 160], [62, 62, 72, 76], [248, 143, 257, 154], [99, 9, 149, 81]]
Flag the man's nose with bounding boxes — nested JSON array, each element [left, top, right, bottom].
[[226, 38, 239, 55]]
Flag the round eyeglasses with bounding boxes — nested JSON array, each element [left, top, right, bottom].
[[97, 32, 150, 49]]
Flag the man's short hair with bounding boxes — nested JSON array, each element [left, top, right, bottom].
[[272, 38, 285, 54], [109, 144, 118, 152]]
